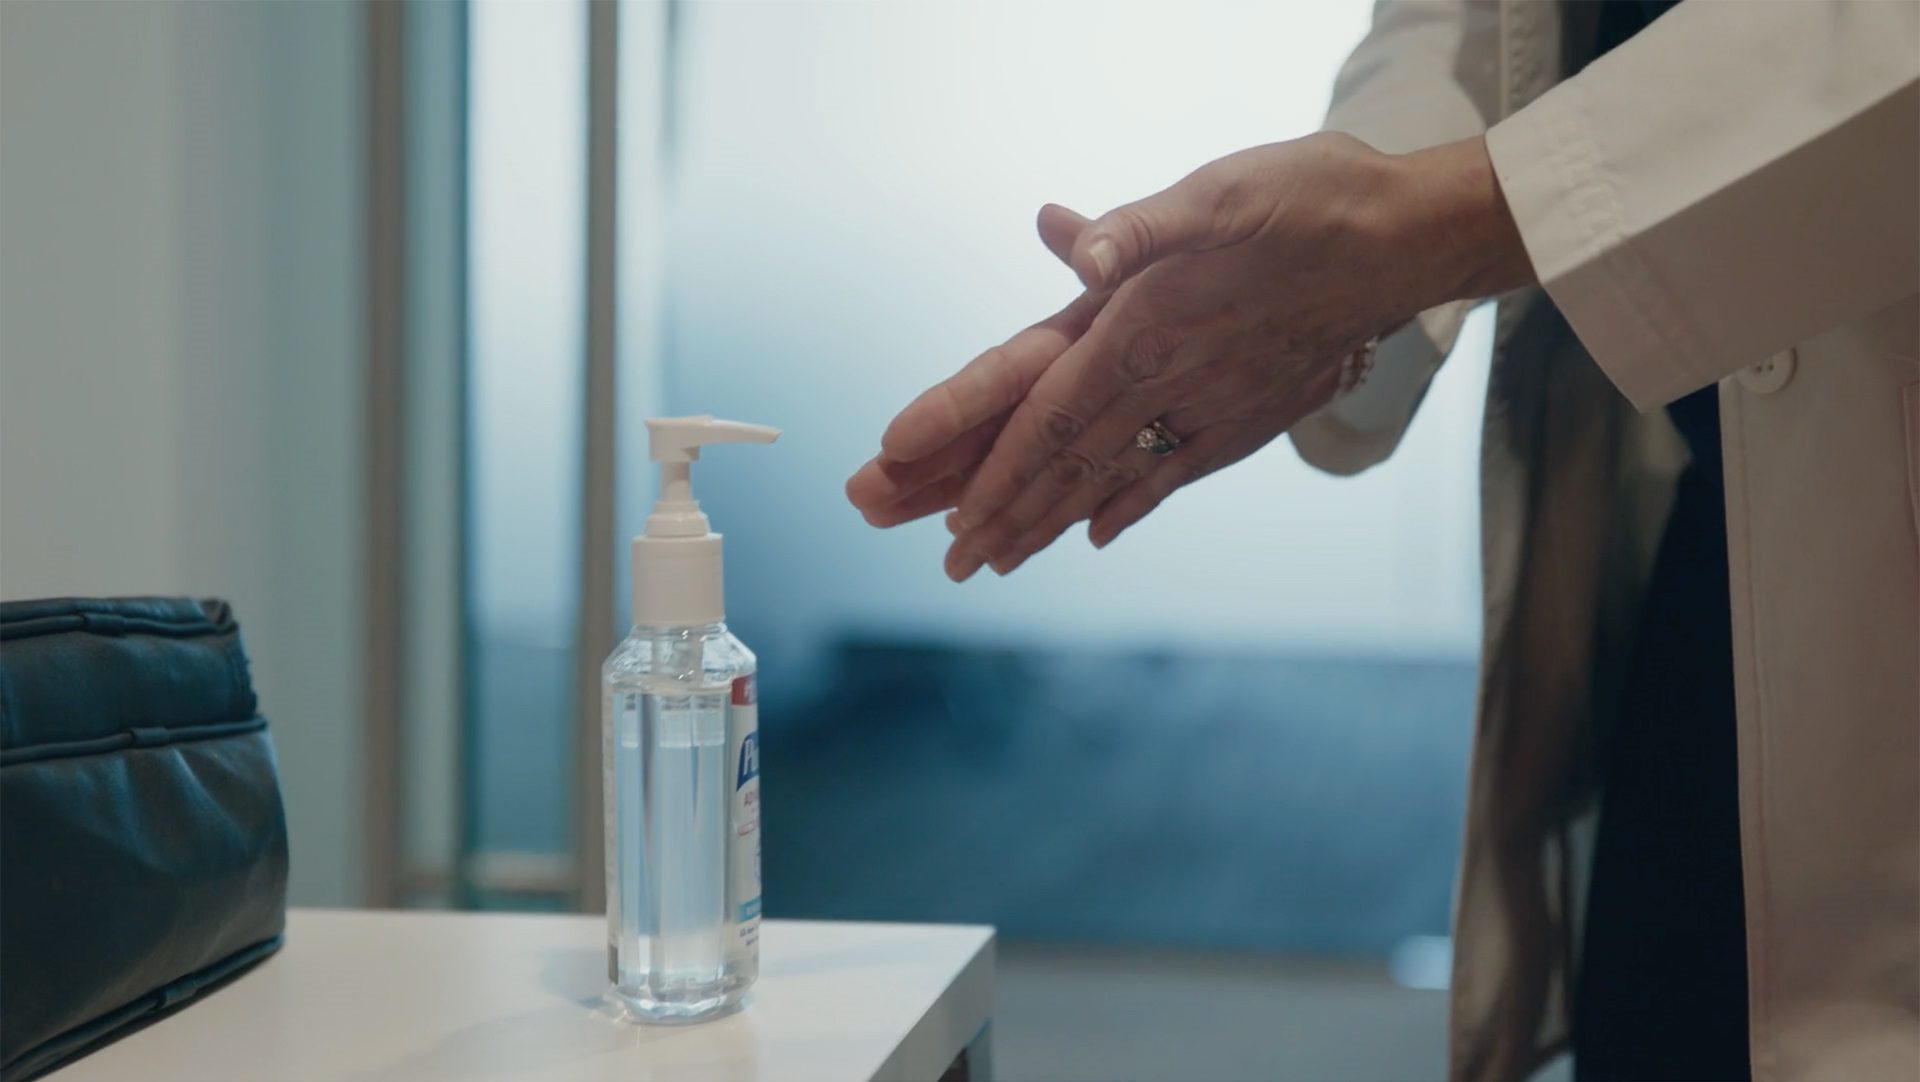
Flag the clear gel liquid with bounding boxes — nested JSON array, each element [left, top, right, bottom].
[[604, 623, 759, 1022]]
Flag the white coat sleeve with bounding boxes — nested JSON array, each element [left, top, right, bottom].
[[1486, 0, 1920, 410], [1291, 0, 1503, 476]]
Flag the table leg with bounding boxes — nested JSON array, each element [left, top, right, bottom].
[[937, 1021, 993, 1082]]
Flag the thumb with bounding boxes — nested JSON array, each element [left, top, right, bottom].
[[1035, 202, 1091, 268], [1068, 168, 1228, 291]]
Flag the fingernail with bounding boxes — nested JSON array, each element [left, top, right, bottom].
[[1089, 528, 1113, 549], [989, 556, 1014, 576], [950, 551, 987, 582], [1087, 238, 1117, 286]]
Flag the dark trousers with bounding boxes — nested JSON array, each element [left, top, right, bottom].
[[1573, 388, 1752, 1082]]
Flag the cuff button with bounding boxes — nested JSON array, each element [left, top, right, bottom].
[[1737, 348, 1797, 395]]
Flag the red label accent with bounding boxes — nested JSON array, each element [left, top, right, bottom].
[[732, 675, 757, 706]]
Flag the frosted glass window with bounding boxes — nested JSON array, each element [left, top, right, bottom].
[[466, 0, 588, 869]]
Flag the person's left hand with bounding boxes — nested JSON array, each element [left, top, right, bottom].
[[858, 132, 1531, 580]]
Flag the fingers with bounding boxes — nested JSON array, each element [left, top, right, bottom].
[[847, 414, 1004, 523], [947, 423, 1236, 582], [947, 386, 1230, 573], [987, 451, 1147, 575], [945, 439, 1147, 580], [935, 420, 1259, 578], [951, 285, 1188, 531], [861, 472, 973, 530], [1088, 425, 1270, 548], [878, 294, 1100, 464], [1005, 398, 1234, 570], [1068, 165, 1234, 291]]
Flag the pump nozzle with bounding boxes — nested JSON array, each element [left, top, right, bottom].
[[647, 415, 780, 463], [643, 415, 781, 539], [633, 416, 779, 627]]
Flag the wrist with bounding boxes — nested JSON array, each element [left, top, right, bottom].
[[1396, 136, 1536, 306]]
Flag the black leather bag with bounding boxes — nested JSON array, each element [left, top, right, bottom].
[[0, 598, 289, 1081]]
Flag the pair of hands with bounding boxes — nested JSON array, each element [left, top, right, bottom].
[[845, 132, 1529, 581]]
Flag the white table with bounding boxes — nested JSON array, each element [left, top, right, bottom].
[[50, 909, 995, 1082]]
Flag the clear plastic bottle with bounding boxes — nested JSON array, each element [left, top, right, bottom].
[[604, 416, 775, 1024], [604, 621, 760, 1022]]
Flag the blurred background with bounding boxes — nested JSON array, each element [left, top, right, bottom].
[[0, 2, 1501, 1078]]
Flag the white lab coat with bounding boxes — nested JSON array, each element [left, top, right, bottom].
[[1293, 2, 1920, 1078]]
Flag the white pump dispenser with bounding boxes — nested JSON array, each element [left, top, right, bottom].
[[632, 416, 779, 627]]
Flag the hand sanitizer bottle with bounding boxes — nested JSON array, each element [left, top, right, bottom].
[[605, 415, 778, 1023]]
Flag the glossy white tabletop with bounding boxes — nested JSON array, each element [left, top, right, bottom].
[[49, 908, 994, 1082]]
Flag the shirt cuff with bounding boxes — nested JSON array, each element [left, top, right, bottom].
[[1289, 305, 1456, 476], [1484, 85, 1707, 410]]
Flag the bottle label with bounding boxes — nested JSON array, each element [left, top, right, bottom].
[[728, 674, 761, 961]]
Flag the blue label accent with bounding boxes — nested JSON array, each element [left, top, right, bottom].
[[736, 731, 759, 788], [737, 897, 761, 921]]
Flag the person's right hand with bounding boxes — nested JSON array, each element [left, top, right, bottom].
[[844, 206, 1101, 529]]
